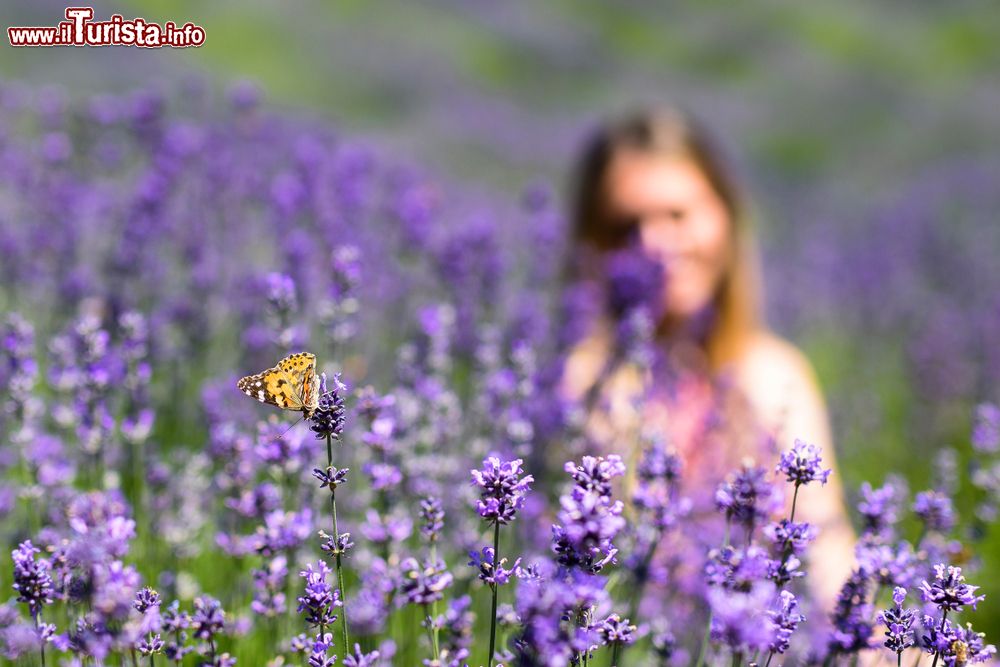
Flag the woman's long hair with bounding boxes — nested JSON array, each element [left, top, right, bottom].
[[568, 107, 763, 369]]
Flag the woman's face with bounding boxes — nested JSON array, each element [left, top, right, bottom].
[[600, 149, 732, 320]]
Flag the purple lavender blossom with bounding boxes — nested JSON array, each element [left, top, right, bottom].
[[857, 479, 907, 540], [343, 642, 383, 667], [856, 541, 918, 589], [191, 596, 226, 641], [313, 465, 350, 492], [133, 587, 161, 614], [564, 455, 626, 498], [251, 555, 288, 617], [161, 600, 192, 662], [913, 490, 956, 534], [604, 246, 664, 319], [297, 561, 342, 628], [598, 613, 637, 646], [11, 541, 53, 617], [708, 581, 778, 654], [763, 519, 817, 556], [776, 439, 831, 486], [715, 463, 783, 531], [705, 544, 783, 591], [399, 557, 453, 606], [470, 457, 534, 526], [971, 403, 1000, 453], [827, 569, 874, 655], [877, 587, 916, 655], [513, 566, 609, 666], [307, 632, 336, 667], [552, 488, 625, 574], [919, 564, 985, 612], [468, 547, 521, 587], [767, 590, 804, 655], [309, 374, 347, 440], [920, 615, 997, 665], [419, 496, 445, 543]]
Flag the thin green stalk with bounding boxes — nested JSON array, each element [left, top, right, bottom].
[[326, 434, 350, 654], [488, 521, 501, 667], [609, 642, 620, 667], [35, 613, 46, 667], [423, 604, 440, 661], [790, 484, 800, 523]]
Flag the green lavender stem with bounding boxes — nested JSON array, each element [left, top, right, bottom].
[[35, 613, 45, 667], [423, 604, 440, 661], [326, 433, 350, 654], [488, 520, 501, 667]]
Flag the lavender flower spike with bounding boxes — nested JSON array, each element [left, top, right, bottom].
[[877, 586, 916, 656], [777, 438, 832, 486], [919, 564, 985, 612], [12, 541, 53, 617], [470, 457, 534, 526]]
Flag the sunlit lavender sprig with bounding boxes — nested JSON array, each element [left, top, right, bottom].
[[191, 596, 232, 666], [307, 373, 351, 655], [471, 456, 533, 667], [598, 613, 636, 667], [552, 455, 626, 575], [11, 540, 53, 665], [921, 617, 996, 666], [161, 600, 192, 663], [877, 587, 915, 665], [776, 438, 831, 521], [134, 587, 163, 663], [399, 556, 453, 663]]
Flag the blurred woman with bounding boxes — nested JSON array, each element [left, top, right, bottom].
[[561, 108, 856, 624]]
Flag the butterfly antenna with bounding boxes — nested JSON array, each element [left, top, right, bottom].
[[276, 415, 306, 440]]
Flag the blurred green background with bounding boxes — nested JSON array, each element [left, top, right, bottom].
[[4, 0, 1000, 636]]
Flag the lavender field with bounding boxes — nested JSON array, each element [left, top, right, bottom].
[[2, 2, 1000, 666]]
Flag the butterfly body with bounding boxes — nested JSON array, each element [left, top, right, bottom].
[[238, 352, 320, 418]]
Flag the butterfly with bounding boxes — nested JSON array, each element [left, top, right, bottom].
[[237, 351, 320, 419]]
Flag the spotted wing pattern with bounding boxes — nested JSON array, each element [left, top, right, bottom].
[[237, 352, 319, 416]]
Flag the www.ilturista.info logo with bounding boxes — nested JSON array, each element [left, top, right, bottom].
[[8, 7, 205, 48]]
